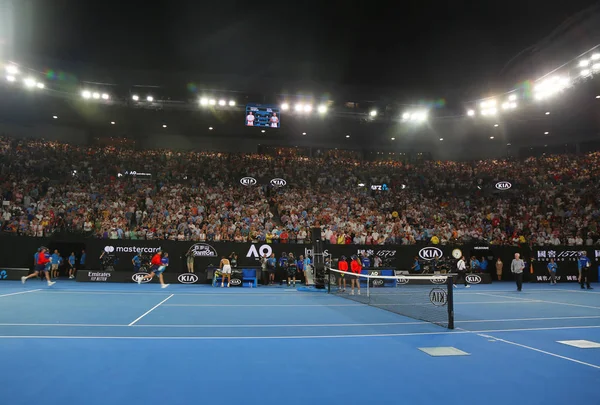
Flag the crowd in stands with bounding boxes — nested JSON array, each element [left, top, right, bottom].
[[1, 136, 600, 246]]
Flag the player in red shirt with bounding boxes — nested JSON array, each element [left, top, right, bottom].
[[350, 255, 362, 295], [137, 251, 168, 288], [337, 255, 348, 292], [22, 247, 56, 286]]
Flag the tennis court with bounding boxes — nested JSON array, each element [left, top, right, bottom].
[[1, 280, 599, 405]]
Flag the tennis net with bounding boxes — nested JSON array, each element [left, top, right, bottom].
[[327, 268, 454, 329]]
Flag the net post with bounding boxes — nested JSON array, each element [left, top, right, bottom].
[[446, 276, 455, 330], [366, 273, 370, 298]]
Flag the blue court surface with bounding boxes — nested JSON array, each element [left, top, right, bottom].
[[1, 281, 599, 405]]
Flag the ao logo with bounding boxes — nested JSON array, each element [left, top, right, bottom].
[[495, 181, 512, 190], [430, 277, 447, 285], [230, 279, 242, 286], [132, 273, 151, 283], [429, 288, 448, 306], [465, 275, 482, 284], [247, 244, 272, 259], [104, 246, 115, 253], [373, 279, 385, 286], [0, 270, 6, 280], [419, 247, 443, 261], [178, 273, 199, 284], [270, 178, 287, 187], [240, 177, 257, 186], [396, 276, 409, 285]]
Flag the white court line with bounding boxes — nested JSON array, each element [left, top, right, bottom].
[[128, 294, 174, 326], [1, 325, 600, 340], [0, 289, 42, 298], [20, 288, 595, 296], [163, 303, 362, 307], [477, 292, 600, 310], [1, 315, 600, 329], [477, 333, 600, 370]]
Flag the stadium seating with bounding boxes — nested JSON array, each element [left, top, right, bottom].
[[1, 136, 599, 246]]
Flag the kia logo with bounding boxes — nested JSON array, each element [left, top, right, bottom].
[[396, 276, 409, 285], [178, 273, 199, 284], [419, 247, 443, 261], [466, 275, 482, 284], [495, 181, 512, 190], [240, 177, 257, 186], [429, 288, 448, 306], [132, 272, 151, 283], [430, 277, 447, 285], [230, 279, 242, 286], [270, 178, 287, 187]]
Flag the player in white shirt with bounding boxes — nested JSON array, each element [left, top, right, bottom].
[[246, 112, 255, 126], [269, 113, 279, 128]]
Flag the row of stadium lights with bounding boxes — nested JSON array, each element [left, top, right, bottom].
[[579, 53, 600, 77], [4, 65, 45, 89]]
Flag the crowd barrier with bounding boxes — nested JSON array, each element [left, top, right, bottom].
[[0, 236, 597, 283]]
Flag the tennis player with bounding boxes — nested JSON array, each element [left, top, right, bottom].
[[270, 112, 279, 128], [338, 255, 348, 292], [350, 255, 362, 295], [138, 251, 169, 288], [246, 111, 255, 126], [22, 247, 56, 286], [220, 256, 232, 287], [547, 258, 558, 285]]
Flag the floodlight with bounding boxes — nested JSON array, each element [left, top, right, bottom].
[[92, 92, 100, 99], [317, 105, 327, 113], [200, 98, 208, 105], [132, 95, 139, 101], [581, 69, 591, 77], [494, 124, 499, 127], [261, 130, 266, 133], [346, 135, 350, 138], [490, 136, 494, 139], [5, 65, 18, 75], [304, 104, 312, 112], [209, 99, 216, 105], [111, 121, 115, 125], [36, 82, 45, 89], [369, 110, 377, 117], [218, 99, 226, 106], [510, 102, 517, 109], [402, 112, 410, 120], [391, 137, 395, 140], [295, 103, 303, 111], [508, 94, 517, 101], [6, 75, 15, 82], [52, 116, 58, 119], [24, 77, 36, 88], [579, 60, 590, 67], [82, 90, 92, 99], [228, 100, 236, 106], [467, 109, 475, 116], [480, 101, 487, 108], [502, 102, 510, 109], [488, 108, 497, 115], [162, 124, 167, 128], [281, 103, 289, 110], [591, 53, 600, 61], [208, 127, 213, 130], [544, 131, 549, 134], [146, 96, 154, 102], [439, 138, 443, 141], [302, 132, 307, 135], [101, 93, 109, 100], [593, 63, 600, 71]]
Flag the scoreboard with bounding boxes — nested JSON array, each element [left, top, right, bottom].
[[245, 104, 280, 128]]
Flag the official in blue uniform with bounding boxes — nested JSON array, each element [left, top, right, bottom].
[[547, 258, 558, 285], [578, 252, 593, 290]]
